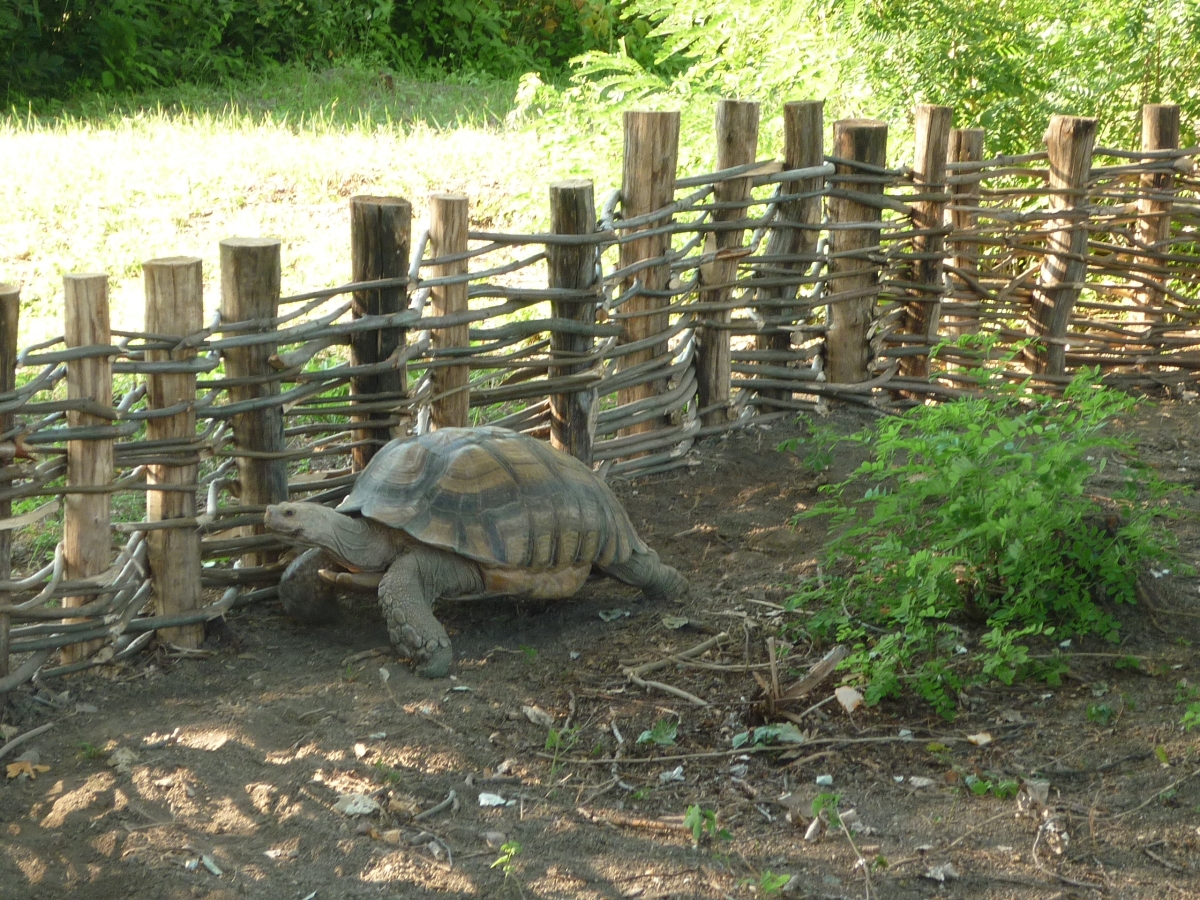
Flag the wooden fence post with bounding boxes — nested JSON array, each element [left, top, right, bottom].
[[548, 179, 598, 464], [754, 100, 825, 405], [220, 238, 287, 568], [826, 119, 888, 384], [428, 193, 470, 430], [350, 196, 411, 466], [1029, 115, 1097, 376], [899, 104, 953, 378], [617, 110, 680, 436], [144, 257, 203, 648], [1134, 103, 1180, 327], [697, 99, 760, 427], [944, 127, 986, 337], [63, 273, 113, 663], [0, 284, 17, 684]]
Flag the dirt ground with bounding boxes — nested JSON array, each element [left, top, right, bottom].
[[5, 399, 1200, 900]]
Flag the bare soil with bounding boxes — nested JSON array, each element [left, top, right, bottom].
[[5, 400, 1200, 900]]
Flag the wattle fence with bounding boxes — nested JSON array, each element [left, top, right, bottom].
[[1, 100, 1198, 693]]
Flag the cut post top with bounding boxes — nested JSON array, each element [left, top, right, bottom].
[[144, 255, 202, 268], [550, 178, 594, 190], [220, 237, 281, 249], [350, 195, 412, 208]]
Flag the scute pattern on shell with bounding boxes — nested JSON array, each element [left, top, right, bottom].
[[339, 427, 648, 569]]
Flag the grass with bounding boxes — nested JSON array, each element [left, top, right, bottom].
[[0, 64, 639, 345]]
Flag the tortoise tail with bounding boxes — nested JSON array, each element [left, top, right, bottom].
[[600, 549, 688, 602]]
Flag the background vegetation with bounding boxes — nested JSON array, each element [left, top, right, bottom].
[[4, 0, 1198, 334], [5, 0, 1197, 152]]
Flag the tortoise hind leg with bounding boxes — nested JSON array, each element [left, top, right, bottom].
[[599, 549, 688, 602], [379, 547, 485, 678]]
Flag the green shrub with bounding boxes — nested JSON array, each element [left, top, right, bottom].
[[787, 366, 1174, 718]]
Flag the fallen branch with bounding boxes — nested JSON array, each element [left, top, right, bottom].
[[414, 790, 457, 822], [1143, 847, 1183, 872], [623, 632, 729, 679], [0, 722, 56, 761], [1111, 764, 1200, 820], [540, 734, 931, 767], [626, 673, 709, 707], [576, 806, 682, 833]]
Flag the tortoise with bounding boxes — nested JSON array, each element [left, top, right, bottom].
[[264, 426, 687, 677]]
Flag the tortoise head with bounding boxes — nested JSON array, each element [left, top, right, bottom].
[[265, 502, 397, 571]]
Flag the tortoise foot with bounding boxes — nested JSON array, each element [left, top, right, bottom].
[[415, 645, 454, 679]]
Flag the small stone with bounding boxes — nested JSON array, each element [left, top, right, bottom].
[[107, 747, 138, 774], [333, 794, 381, 816]]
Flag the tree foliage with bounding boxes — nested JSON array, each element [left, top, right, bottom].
[[0, 0, 641, 100], [564, 0, 1200, 154]]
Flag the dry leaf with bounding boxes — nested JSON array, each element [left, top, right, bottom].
[[834, 685, 863, 713], [381, 829, 403, 845], [6, 761, 50, 780], [780, 645, 849, 701], [966, 732, 993, 746], [387, 795, 421, 819]]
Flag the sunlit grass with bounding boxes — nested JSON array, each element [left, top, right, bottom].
[[0, 66, 632, 344]]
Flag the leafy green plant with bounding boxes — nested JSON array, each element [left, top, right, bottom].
[[1182, 705, 1200, 733], [1087, 702, 1117, 727], [77, 742, 105, 760], [789, 365, 1173, 717], [636, 718, 678, 746], [683, 805, 730, 844], [779, 422, 842, 475], [731, 722, 805, 749], [811, 792, 841, 825], [373, 761, 404, 785], [491, 840, 524, 891], [964, 774, 1020, 799], [752, 871, 792, 896], [544, 725, 579, 774]]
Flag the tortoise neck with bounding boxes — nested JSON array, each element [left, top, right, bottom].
[[320, 511, 397, 570]]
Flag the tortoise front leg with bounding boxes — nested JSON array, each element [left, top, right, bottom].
[[279, 548, 341, 624], [379, 547, 485, 678]]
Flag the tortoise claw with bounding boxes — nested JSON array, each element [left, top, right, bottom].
[[319, 569, 383, 592], [415, 645, 453, 679]]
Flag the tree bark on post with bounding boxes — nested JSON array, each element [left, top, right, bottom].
[[899, 104, 953, 378], [220, 238, 287, 568], [350, 196, 411, 467], [944, 127, 986, 337], [696, 99, 759, 426], [428, 193, 470, 430], [144, 257, 203, 648], [1133, 103, 1179, 328], [548, 179, 598, 464], [62, 273, 113, 663], [1029, 115, 1097, 376], [0, 284, 17, 684], [617, 111, 680, 436], [826, 119, 888, 384], [754, 100, 825, 406]]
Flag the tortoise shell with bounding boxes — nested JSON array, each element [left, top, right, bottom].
[[339, 427, 647, 570]]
